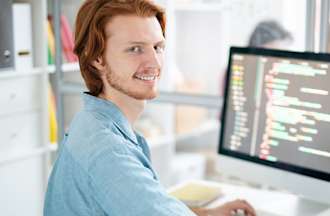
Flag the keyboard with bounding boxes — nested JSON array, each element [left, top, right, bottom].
[[256, 209, 282, 216]]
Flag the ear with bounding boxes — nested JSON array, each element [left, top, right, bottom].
[[92, 56, 106, 72]]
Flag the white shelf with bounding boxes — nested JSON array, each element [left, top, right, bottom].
[[0, 68, 45, 78], [0, 144, 58, 166], [47, 62, 80, 73]]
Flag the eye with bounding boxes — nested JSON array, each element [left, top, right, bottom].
[[128, 46, 143, 53], [154, 45, 165, 53]]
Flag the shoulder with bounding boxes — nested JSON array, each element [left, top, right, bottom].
[[63, 110, 130, 168], [69, 110, 116, 134]]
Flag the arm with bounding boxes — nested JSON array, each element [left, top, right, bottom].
[[89, 136, 196, 216]]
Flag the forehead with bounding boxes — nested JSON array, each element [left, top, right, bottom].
[[105, 15, 164, 44]]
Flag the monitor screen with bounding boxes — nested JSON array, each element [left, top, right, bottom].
[[219, 47, 330, 182]]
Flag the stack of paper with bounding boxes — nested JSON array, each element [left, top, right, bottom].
[[169, 181, 222, 207]]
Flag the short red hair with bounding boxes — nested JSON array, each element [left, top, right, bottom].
[[74, 0, 166, 96]]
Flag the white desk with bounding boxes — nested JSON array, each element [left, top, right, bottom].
[[172, 180, 330, 216]]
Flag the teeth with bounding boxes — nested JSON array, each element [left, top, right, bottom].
[[135, 75, 156, 81]]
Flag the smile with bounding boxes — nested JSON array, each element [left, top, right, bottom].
[[134, 74, 157, 81]]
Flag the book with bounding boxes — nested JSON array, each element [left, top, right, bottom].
[[60, 15, 78, 62], [47, 17, 55, 65], [169, 181, 223, 207], [47, 15, 78, 63], [48, 83, 58, 144]]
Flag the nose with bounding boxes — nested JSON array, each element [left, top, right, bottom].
[[145, 48, 163, 70]]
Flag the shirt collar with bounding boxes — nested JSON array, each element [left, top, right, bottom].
[[82, 93, 138, 144]]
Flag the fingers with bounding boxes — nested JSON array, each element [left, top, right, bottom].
[[239, 199, 256, 216], [229, 199, 256, 216], [211, 199, 256, 216]]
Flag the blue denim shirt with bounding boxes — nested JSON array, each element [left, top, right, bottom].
[[44, 93, 195, 216]]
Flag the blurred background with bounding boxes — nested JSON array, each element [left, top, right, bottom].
[[1, 0, 330, 215]]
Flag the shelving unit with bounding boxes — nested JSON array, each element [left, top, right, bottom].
[[0, 0, 50, 215]]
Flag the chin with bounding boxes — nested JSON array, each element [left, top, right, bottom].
[[109, 80, 159, 100], [145, 93, 158, 100], [128, 90, 158, 100]]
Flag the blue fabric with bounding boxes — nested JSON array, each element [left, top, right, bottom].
[[44, 93, 195, 216]]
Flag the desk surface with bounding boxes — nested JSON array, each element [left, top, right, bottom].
[[171, 180, 330, 216]]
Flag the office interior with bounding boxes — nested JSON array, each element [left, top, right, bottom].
[[0, 0, 330, 215]]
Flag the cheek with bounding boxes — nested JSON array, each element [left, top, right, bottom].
[[107, 56, 141, 76], [127, 56, 149, 71]]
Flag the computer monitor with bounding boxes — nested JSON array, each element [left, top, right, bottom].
[[217, 47, 330, 207]]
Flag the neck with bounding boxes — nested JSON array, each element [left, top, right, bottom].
[[98, 89, 145, 126]]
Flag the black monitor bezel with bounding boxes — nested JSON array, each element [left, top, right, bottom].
[[218, 46, 330, 182]]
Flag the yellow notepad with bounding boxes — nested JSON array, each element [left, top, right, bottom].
[[169, 181, 222, 207]]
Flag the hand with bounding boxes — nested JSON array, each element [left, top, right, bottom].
[[208, 199, 256, 216]]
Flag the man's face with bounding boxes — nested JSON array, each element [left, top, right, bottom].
[[101, 15, 165, 100]]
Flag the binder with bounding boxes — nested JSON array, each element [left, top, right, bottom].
[[13, 3, 33, 72], [0, 0, 14, 70]]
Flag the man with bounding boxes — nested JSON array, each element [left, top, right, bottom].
[[44, 0, 256, 215]]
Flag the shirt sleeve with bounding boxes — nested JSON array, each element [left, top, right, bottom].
[[88, 135, 196, 216]]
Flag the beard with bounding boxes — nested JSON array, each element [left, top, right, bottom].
[[105, 65, 158, 100]]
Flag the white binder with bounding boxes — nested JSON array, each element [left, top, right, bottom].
[[13, 3, 33, 72]]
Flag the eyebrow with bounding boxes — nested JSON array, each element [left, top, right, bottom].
[[127, 40, 166, 46]]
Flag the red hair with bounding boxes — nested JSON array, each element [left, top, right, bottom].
[[74, 0, 166, 96]]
